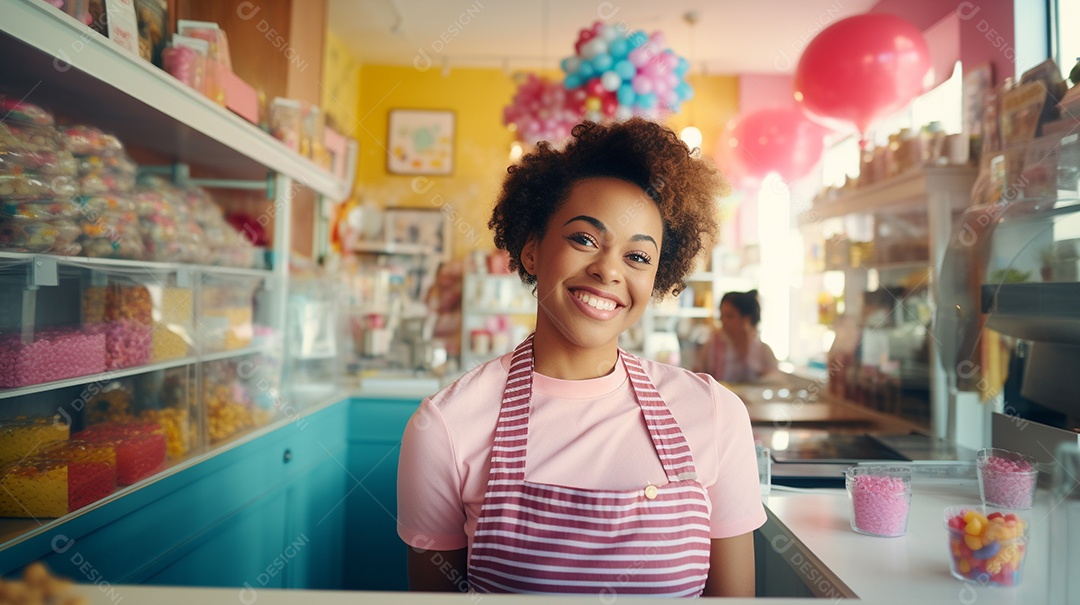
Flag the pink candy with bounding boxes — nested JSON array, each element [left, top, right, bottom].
[[850, 474, 911, 537], [86, 320, 151, 370], [0, 329, 106, 388], [978, 454, 1037, 509]]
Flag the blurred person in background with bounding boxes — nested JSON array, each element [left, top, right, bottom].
[[695, 290, 779, 383]]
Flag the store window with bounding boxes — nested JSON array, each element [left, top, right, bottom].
[[1054, 0, 1080, 80]]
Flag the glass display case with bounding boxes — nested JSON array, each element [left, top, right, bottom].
[[0, 1, 352, 550], [792, 166, 977, 429], [937, 130, 1080, 445]]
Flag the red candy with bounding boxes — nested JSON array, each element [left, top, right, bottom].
[[79, 422, 166, 485]]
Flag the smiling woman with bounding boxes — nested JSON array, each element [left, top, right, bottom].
[[396, 119, 764, 597]]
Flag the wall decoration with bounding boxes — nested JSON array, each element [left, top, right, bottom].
[[387, 109, 455, 175], [383, 208, 449, 260]]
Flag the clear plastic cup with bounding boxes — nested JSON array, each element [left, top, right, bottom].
[[977, 448, 1038, 509], [845, 465, 912, 537], [944, 505, 1029, 587]]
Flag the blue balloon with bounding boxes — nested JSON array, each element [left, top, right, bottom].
[[669, 102, 681, 114], [674, 57, 689, 76], [592, 54, 613, 73], [609, 38, 629, 59], [676, 82, 692, 100], [564, 73, 583, 89], [637, 92, 657, 109], [628, 31, 647, 49], [614, 59, 637, 80], [617, 84, 636, 106], [578, 62, 595, 78], [561, 56, 580, 74]]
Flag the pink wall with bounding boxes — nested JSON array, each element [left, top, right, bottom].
[[870, 0, 1015, 83]]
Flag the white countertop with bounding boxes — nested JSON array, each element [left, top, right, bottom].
[[62, 476, 1060, 604], [763, 478, 1050, 604]]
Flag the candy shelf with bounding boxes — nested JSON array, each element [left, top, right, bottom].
[[0, 0, 350, 200], [0, 0, 341, 546]]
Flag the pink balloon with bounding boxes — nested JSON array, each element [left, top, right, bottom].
[[723, 107, 828, 182], [628, 48, 648, 67], [632, 75, 653, 95], [794, 14, 931, 134]]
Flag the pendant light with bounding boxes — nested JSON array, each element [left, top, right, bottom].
[[678, 11, 702, 149]]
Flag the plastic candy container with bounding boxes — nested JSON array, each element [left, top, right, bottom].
[[42, 441, 118, 511], [186, 185, 256, 267], [134, 183, 205, 263], [945, 507, 1028, 586], [0, 460, 69, 517], [846, 465, 912, 537], [977, 448, 1038, 509], [79, 422, 167, 485], [76, 153, 137, 195], [61, 126, 124, 156], [81, 284, 153, 370], [0, 329, 106, 388], [0, 416, 70, 466]]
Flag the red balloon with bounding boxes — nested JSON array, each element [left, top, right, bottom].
[[585, 77, 606, 98], [794, 14, 930, 134], [723, 107, 828, 182]]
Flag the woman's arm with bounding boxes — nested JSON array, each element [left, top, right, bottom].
[[407, 547, 469, 592], [702, 533, 756, 597]]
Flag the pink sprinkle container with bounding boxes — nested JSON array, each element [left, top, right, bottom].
[[846, 465, 912, 537], [976, 448, 1038, 509]]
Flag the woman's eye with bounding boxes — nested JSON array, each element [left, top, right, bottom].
[[627, 252, 652, 265], [568, 233, 597, 247]]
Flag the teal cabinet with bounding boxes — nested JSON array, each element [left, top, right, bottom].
[[0, 396, 419, 591], [344, 397, 422, 591], [0, 402, 349, 588]]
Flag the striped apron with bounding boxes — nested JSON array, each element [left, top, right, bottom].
[[467, 335, 712, 596]]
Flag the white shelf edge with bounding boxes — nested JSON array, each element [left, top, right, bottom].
[[800, 165, 978, 224], [199, 344, 273, 363], [0, 252, 272, 278], [352, 241, 433, 255], [0, 355, 197, 400], [1, 0, 349, 200], [0, 344, 275, 400], [467, 307, 537, 315]]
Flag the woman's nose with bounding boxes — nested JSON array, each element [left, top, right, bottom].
[[588, 251, 622, 283]]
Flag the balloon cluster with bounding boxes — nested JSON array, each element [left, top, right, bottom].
[[502, 73, 580, 144], [561, 21, 693, 122]]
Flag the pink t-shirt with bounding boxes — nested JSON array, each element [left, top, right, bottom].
[[396, 352, 767, 552]]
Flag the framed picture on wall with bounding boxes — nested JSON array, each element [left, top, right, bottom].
[[386, 109, 455, 175], [384, 208, 449, 260]]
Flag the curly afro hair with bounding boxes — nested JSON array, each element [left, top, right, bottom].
[[489, 119, 727, 298]]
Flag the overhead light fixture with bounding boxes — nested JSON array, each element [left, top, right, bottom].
[[678, 11, 702, 150]]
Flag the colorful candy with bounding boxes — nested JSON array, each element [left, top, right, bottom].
[[945, 508, 1028, 586], [0, 416, 69, 466], [79, 422, 166, 485]]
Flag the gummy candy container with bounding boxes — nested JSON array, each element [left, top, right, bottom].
[[944, 507, 1028, 587]]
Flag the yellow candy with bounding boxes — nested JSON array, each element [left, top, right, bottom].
[[958, 559, 971, 573], [965, 517, 982, 536], [964, 534, 983, 551]]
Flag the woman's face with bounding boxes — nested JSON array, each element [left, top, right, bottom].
[[720, 300, 748, 336], [523, 177, 663, 352]]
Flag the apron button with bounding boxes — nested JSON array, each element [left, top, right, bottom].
[[644, 484, 658, 500]]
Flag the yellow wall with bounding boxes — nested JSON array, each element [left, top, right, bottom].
[[321, 31, 361, 136], [353, 64, 738, 259]]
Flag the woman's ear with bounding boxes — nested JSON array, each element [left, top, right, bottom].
[[521, 236, 538, 276]]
